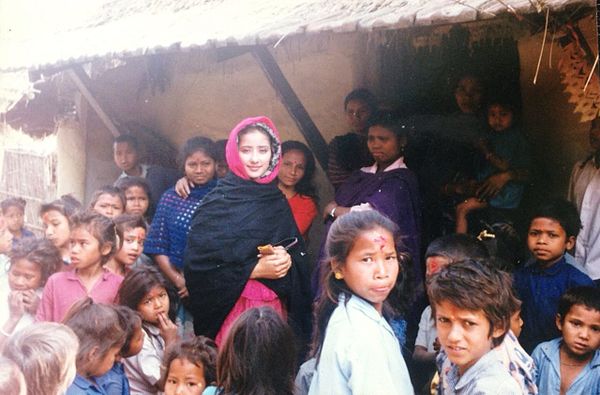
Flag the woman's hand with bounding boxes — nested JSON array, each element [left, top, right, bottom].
[[251, 246, 292, 279], [174, 177, 194, 199], [157, 312, 179, 346]]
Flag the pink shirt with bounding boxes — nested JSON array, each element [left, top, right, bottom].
[[36, 269, 123, 322]]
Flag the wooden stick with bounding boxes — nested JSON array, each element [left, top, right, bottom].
[[584, 54, 599, 92], [533, 7, 550, 85]]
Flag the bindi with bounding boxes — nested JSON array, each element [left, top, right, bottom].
[[372, 234, 387, 250]]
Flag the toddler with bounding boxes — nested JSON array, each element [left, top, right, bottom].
[[532, 286, 600, 394], [37, 211, 123, 322], [162, 336, 217, 395]]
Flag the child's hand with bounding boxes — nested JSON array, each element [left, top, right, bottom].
[[8, 292, 25, 319], [174, 177, 194, 199], [476, 172, 511, 200], [157, 312, 179, 346], [252, 246, 292, 279], [20, 290, 40, 314]]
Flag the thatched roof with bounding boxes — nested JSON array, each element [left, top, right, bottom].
[[0, 0, 595, 73]]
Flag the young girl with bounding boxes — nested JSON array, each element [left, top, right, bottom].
[[63, 298, 125, 394], [309, 210, 413, 394], [118, 266, 179, 395], [277, 140, 318, 242], [104, 214, 147, 276], [0, 238, 62, 345], [115, 177, 152, 219], [40, 194, 82, 264], [2, 322, 79, 395], [204, 306, 296, 395], [36, 211, 123, 323], [89, 186, 126, 219], [184, 117, 311, 350], [162, 336, 218, 395], [97, 305, 145, 395], [1, 197, 34, 246], [455, 99, 530, 233]]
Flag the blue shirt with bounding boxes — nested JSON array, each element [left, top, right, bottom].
[[66, 374, 108, 395], [514, 256, 594, 353], [145, 181, 217, 268], [532, 338, 600, 394], [96, 362, 130, 395]]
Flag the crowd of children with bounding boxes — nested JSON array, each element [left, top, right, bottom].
[[0, 97, 599, 395]]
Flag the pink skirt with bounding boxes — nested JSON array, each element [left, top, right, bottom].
[[215, 279, 285, 345]]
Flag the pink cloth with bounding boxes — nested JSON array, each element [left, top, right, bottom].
[[36, 269, 123, 322], [225, 116, 281, 184], [215, 280, 285, 345]]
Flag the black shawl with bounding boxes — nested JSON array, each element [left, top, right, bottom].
[[184, 173, 312, 346]]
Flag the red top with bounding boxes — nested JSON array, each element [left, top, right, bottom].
[[288, 193, 318, 240]]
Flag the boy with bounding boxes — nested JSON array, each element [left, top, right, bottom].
[[428, 259, 521, 394], [532, 286, 600, 394], [514, 198, 594, 353], [1, 197, 34, 247], [113, 134, 178, 219]]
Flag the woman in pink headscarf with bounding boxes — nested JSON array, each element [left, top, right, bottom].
[[183, 117, 312, 347]]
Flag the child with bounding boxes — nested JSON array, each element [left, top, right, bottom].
[[40, 194, 83, 264], [514, 198, 594, 353], [97, 305, 145, 395], [1, 197, 34, 247], [0, 356, 26, 395], [0, 238, 62, 344], [89, 186, 125, 219], [114, 177, 151, 219], [206, 306, 296, 395], [455, 99, 530, 233], [118, 266, 179, 394], [532, 286, 600, 394], [2, 322, 79, 395], [63, 299, 126, 394], [104, 214, 147, 276], [429, 260, 521, 394], [308, 210, 413, 394], [162, 336, 218, 395], [36, 211, 123, 323]]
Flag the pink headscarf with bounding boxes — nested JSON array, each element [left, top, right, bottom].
[[225, 116, 282, 184]]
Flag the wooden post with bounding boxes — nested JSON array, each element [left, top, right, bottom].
[[252, 45, 328, 170], [67, 66, 122, 137]]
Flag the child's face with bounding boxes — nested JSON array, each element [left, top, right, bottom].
[[345, 99, 372, 133], [41, 210, 70, 250], [0, 227, 13, 254], [113, 142, 139, 173], [510, 310, 524, 338], [425, 255, 451, 278], [114, 227, 146, 266], [164, 357, 206, 395], [527, 217, 575, 266], [487, 104, 513, 132], [92, 194, 124, 219], [216, 160, 229, 178], [123, 324, 144, 358], [454, 77, 483, 114], [89, 344, 121, 377], [556, 304, 600, 358], [435, 300, 503, 375], [238, 129, 272, 180], [124, 186, 149, 216], [137, 285, 170, 324], [8, 259, 43, 291], [336, 226, 399, 314], [70, 227, 110, 271], [184, 150, 216, 186], [3, 206, 24, 233]]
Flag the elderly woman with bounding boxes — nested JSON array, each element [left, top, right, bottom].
[[184, 116, 312, 348]]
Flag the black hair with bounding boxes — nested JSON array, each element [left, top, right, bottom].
[[88, 186, 126, 213], [425, 234, 490, 261], [113, 134, 140, 151], [9, 238, 63, 286], [114, 177, 151, 200], [113, 305, 143, 356], [177, 136, 217, 173], [1, 197, 26, 213], [163, 336, 218, 387], [529, 198, 581, 238], [40, 194, 82, 222], [70, 210, 118, 264], [280, 140, 318, 202], [344, 88, 378, 113], [558, 286, 600, 323]]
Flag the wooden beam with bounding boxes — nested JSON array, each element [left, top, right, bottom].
[[67, 66, 122, 137], [252, 45, 328, 170]]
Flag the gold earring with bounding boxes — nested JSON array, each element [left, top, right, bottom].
[[334, 272, 343, 280]]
